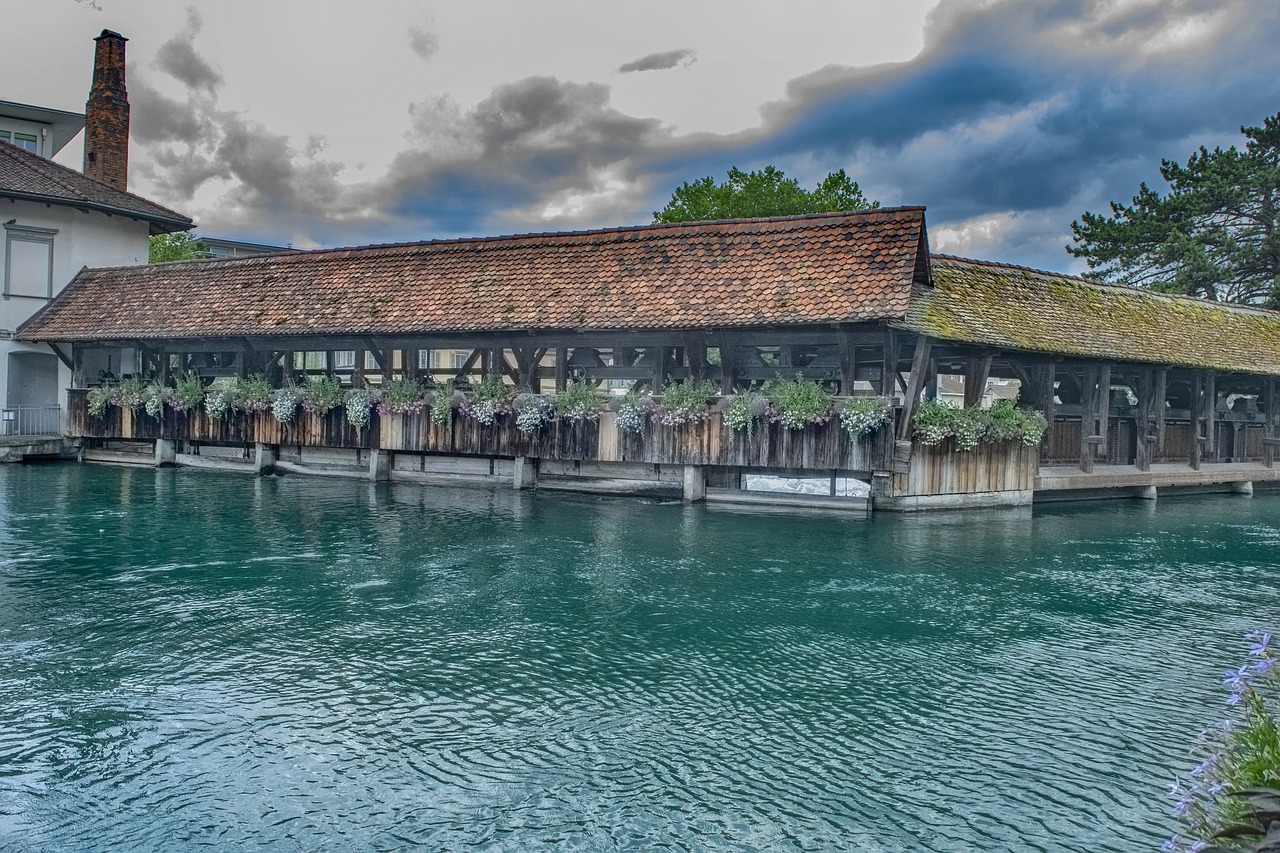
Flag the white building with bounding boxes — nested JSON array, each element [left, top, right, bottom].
[[1, 31, 192, 436]]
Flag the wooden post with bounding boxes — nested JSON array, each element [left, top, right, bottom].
[[1154, 368, 1167, 456], [718, 337, 737, 396], [1079, 366, 1095, 472], [654, 345, 669, 392], [70, 343, 85, 389], [555, 347, 568, 392], [353, 349, 366, 387], [1135, 369, 1154, 472], [1266, 379, 1279, 469], [1205, 373, 1217, 461], [838, 332, 856, 396], [882, 330, 898, 397], [963, 353, 994, 408], [1043, 363, 1057, 458], [896, 336, 932, 442], [1190, 373, 1205, 470], [1097, 364, 1111, 454]]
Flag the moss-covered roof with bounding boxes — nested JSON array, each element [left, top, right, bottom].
[[902, 256, 1280, 376]]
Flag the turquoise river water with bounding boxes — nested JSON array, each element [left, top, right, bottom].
[[0, 463, 1277, 851]]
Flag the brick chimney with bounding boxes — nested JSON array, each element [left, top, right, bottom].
[[84, 29, 130, 192]]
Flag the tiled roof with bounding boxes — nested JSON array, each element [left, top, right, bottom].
[[0, 142, 192, 234], [902, 256, 1280, 376], [18, 208, 927, 343]]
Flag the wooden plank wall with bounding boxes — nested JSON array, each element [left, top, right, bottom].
[[73, 391, 895, 473], [896, 440, 1038, 496]]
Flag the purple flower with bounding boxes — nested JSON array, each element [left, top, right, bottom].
[[1248, 631, 1272, 656], [1191, 754, 1218, 778], [1162, 836, 1179, 852], [1224, 664, 1252, 705], [1174, 794, 1194, 816]]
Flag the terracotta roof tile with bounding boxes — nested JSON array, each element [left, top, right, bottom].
[[20, 208, 926, 343], [0, 142, 192, 234]]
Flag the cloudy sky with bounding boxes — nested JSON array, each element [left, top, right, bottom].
[[6, 0, 1279, 271]]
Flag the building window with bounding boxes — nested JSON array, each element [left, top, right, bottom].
[[292, 351, 328, 371], [333, 351, 355, 370], [13, 133, 37, 153], [4, 225, 57, 300]]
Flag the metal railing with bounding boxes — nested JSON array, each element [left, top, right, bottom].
[[2, 404, 61, 436]]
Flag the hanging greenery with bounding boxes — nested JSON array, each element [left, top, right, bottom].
[[912, 399, 1047, 451], [553, 380, 605, 422], [838, 396, 893, 441], [301, 374, 343, 416], [655, 378, 718, 426]]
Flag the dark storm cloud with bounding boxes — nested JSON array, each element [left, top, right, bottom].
[[373, 76, 670, 235], [129, 0, 1280, 264], [617, 48, 697, 73], [129, 18, 365, 240], [153, 8, 223, 96], [635, 0, 1280, 270]]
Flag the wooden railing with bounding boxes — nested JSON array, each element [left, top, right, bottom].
[[67, 389, 896, 472]]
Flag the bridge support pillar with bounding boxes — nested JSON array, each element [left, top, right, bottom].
[[369, 449, 391, 482], [155, 438, 177, 467], [513, 456, 537, 490], [254, 443, 277, 475], [683, 465, 706, 503]]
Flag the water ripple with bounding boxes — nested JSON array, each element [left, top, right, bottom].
[[0, 465, 1275, 851]]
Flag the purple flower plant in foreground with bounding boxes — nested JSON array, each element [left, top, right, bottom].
[[1165, 630, 1280, 853]]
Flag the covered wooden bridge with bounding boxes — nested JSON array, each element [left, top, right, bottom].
[[18, 207, 1280, 510]]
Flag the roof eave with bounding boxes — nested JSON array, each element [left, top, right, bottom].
[[0, 189, 194, 234]]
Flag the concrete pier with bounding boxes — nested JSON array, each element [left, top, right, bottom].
[[513, 456, 537, 490], [253, 443, 277, 475]]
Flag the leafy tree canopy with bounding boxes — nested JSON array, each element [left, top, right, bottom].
[[653, 166, 878, 224], [148, 232, 209, 264], [1069, 113, 1280, 306]]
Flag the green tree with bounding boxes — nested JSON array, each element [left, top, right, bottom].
[[1068, 113, 1280, 306], [653, 166, 878, 224], [148, 232, 209, 263]]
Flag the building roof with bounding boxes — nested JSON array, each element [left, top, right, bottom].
[[18, 208, 928, 343], [0, 99, 86, 156], [903, 256, 1280, 376], [0, 141, 192, 235]]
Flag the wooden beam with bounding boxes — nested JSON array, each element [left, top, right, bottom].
[[1080, 365, 1098, 472], [1266, 379, 1279, 469], [1097, 364, 1111, 451], [838, 332, 856, 396], [1205, 373, 1217, 460], [49, 343, 75, 372], [555, 347, 568, 392], [362, 338, 389, 375], [1135, 369, 1154, 472], [718, 335, 737, 395], [353, 349, 366, 387], [654, 345, 669, 391], [897, 336, 933, 441], [454, 348, 482, 383], [882, 330, 898, 397], [1154, 368, 1167, 455], [963, 353, 994, 408]]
